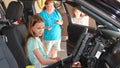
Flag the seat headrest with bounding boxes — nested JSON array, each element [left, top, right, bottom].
[[5, 1, 23, 22]]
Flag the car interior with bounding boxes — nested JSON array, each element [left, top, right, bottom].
[[0, 0, 120, 68]]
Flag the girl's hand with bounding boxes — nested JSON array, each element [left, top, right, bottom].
[[51, 57, 61, 61]]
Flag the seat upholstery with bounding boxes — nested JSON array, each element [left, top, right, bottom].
[[1, 1, 30, 68], [1, 24, 29, 68], [0, 35, 18, 68]]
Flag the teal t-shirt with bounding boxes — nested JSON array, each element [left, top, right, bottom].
[[39, 9, 62, 40], [27, 37, 48, 64]]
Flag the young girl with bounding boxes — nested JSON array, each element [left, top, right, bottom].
[[24, 15, 60, 68]]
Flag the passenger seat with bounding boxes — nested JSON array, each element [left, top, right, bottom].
[[1, 1, 30, 68]]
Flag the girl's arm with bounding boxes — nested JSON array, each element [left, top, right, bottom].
[[34, 49, 58, 65]]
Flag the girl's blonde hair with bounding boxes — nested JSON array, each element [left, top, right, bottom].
[[24, 15, 44, 57]]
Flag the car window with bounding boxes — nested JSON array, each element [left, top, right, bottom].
[[65, 3, 97, 30]]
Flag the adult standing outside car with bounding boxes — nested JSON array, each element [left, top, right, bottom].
[[39, 0, 63, 58], [72, 8, 89, 26]]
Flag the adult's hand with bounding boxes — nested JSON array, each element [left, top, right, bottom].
[[56, 20, 63, 25], [45, 26, 52, 30]]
